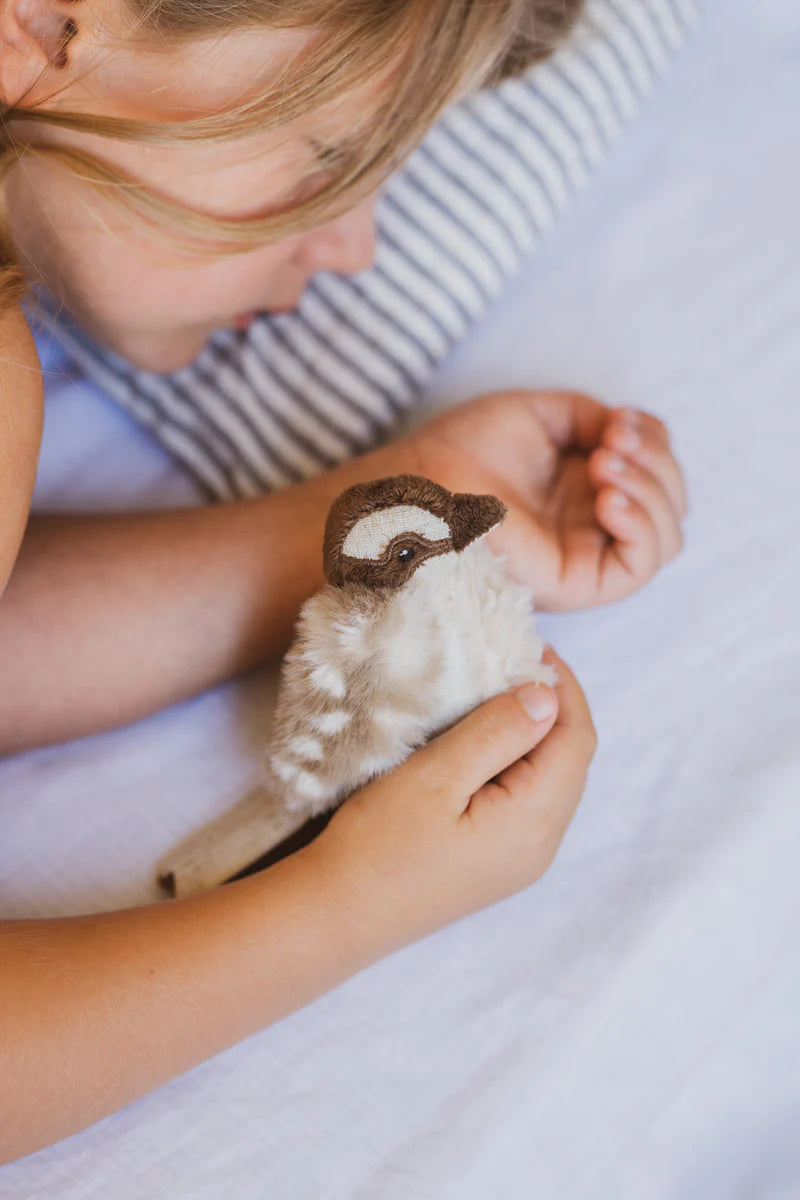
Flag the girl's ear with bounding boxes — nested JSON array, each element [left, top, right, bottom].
[[0, 0, 77, 105]]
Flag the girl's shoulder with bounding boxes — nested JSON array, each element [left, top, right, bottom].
[[0, 301, 44, 594]]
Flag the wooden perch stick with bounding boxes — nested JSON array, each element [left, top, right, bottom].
[[157, 787, 309, 898]]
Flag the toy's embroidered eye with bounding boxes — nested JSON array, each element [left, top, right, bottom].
[[397, 546, 416, 563]]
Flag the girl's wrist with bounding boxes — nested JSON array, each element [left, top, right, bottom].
[[300, 803, 433, 971], [240, 833, 392, 1001]]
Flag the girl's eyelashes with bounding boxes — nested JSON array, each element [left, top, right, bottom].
[[54, 18, 78, 69], [309, 139, 350, 169]]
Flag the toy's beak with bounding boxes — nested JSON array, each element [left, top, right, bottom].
[[449, 492, 508, 552]]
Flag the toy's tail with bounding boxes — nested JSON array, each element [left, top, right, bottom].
[[156, 787, 319, 898]]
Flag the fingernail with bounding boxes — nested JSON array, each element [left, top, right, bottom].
[[606, 453, 625, 474], [614, 427, 640, 453], [619, 407, 640, 428], [517, 684, 555, 722], [610, 490, 629, 508]]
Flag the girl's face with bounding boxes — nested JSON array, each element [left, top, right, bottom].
[[5, 12, 380, 370]]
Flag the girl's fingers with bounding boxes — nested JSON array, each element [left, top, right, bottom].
[[589, 448, 684, 564], [593, 485, 662, 585], [534, 649, 594, 749], [610, 406, 671, 450], [526, 391, 613, 453], [488, 652, 593, 776], [605, 409, 688, 519], [405, 681, 559, 813], [469, 652, 596, 843]]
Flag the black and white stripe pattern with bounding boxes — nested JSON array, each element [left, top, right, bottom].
[[49, 0, 699, 501]]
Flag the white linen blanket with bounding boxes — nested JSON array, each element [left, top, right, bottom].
[[1, 0, 799, 1195]]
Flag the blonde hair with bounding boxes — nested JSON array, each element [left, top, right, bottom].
[[0, 0, 584, 310]]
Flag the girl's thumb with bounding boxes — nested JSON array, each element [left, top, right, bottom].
[[410, 683, 558, 799]]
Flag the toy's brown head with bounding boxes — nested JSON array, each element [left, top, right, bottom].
[[323, 474, 507, 589]]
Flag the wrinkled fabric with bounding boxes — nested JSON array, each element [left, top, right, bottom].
[[2, 0, 799, 1195]]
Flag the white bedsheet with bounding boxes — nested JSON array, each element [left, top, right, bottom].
[[2, 0, 799, 1194]]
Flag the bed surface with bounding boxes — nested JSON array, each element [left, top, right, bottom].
[[2, 0, 799, 1195]]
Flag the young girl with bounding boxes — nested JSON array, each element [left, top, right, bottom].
[[0, 0, 686, 1162]]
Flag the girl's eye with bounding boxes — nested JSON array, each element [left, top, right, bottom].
[[397, 546, 415, 563]]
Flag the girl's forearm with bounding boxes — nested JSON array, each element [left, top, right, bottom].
[[0, 839, 369, 1165], [0, 439, 416, 752]]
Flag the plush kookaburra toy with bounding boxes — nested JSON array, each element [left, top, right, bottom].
[[158, 474, 553, 896], [267, 474, 554, 820]]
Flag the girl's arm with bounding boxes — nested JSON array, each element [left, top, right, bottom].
[[0, 302, 43, 595], [0, 388, 683, 753], [0, 655, 596, 1165], [0, 845, 352, 1164], [0, 449, 405, 752]]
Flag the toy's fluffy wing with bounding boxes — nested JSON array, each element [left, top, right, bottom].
[[267, 588, 433, 817]]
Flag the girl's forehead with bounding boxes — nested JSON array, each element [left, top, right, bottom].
[[63, 24, 316, 124]]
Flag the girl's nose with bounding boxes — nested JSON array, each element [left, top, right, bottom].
[[293, 196, 377, 276]]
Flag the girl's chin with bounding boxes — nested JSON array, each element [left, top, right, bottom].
[[106, 333, 211, 373], [99, 304, 305, 371]]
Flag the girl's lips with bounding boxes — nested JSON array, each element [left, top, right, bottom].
[[230, 303, 298, 329], [232, 310, 260, 330]]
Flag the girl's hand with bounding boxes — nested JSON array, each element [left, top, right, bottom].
[[314, 650, 596, 959], [407, 390, 687, 611]]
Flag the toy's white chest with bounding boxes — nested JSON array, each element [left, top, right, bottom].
[[375, 541, 549, 731], [268, 539, 552, 818]]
